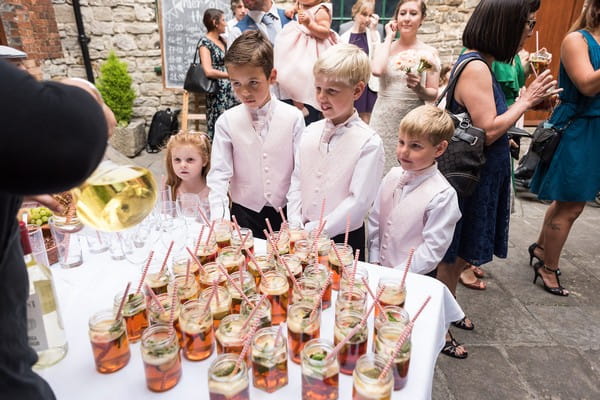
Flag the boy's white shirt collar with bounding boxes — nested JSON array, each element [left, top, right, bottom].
[[321, 109, 361, 144], [393, 162, 438, 204]]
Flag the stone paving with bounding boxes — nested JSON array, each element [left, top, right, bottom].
[[106, 142, 600, 400]]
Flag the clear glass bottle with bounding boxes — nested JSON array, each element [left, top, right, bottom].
[[352, 354, 394, 400], [301, 338, 339, 400], [251, 326, 288, 393], [208, 353, 250, 400], [19, 222, 68, 368], [141, 324, 182, 392]]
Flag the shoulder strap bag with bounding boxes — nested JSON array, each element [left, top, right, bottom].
[[183, 37, 218, 94], [434, 55, 490, 197]]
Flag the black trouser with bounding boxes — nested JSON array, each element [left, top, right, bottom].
[[281, 99, 322, 125], [230, 203, 285, 240], [331, 224, 366, 261]]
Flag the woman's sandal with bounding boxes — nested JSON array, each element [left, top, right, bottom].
[[459, 275, 487, 290], [441, 331, 468, 359], [451, 316, 474, 331], [471, 265, 485, 279]]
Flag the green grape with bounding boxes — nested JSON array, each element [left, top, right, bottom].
[[35, 219, 43, 226], [42, 216, 49, 223]]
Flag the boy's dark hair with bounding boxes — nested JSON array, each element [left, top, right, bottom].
[[462, 0, 530, 63], [224, 30, 273, 77], [203, 8, 224, 32]]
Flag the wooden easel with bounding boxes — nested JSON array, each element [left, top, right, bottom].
[[180, 90, 206, 132]]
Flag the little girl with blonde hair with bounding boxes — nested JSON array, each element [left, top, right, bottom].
[[274, 0, 338, 118], [165, 132, 211, 202]]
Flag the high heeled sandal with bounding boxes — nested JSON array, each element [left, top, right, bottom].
[[533, 261, 569, 297], [528, 243, 560, 275]]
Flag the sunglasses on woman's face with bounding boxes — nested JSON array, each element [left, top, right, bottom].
[[527, 19, 537, 30]]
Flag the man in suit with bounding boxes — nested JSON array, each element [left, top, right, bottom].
[[227, 0, 292, 47]]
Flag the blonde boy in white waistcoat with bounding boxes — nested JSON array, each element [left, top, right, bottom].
[[287, 44, 385, 259], [208, 31, 304, 239], [368, 104, 461, 274]]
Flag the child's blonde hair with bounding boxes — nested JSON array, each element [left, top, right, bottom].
[[399, 105, 455, 145], [313, 43, 371, 87], [351, 0, 374, 17], [165, 132, 212, 198]]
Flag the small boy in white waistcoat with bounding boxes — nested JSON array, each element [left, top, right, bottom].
[[367, 104, 461, 274], [287, 44, 385, 259], [207, 30, 305, 239]]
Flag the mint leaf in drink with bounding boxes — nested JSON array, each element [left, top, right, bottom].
[[387, 312, 399, 322], [309, 351, 327, 361]]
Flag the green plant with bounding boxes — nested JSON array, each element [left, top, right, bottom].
[[97, 51, 135, 126]]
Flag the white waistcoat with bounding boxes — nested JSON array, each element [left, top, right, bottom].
[[299, 119, 374, 223], [228, 100, 296, 211], [378, 167, 451, 268]]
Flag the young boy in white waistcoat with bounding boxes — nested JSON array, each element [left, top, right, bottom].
[[207, 30, 305, 239], [367, 104, 461, 274], [287, 44, 385, 259]]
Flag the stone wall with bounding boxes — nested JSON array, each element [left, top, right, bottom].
[[41, 0, 478, 125]]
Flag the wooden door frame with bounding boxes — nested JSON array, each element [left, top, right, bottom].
[[523, 0, 585, 126]]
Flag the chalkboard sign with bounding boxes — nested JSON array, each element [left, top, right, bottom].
[[158, 0, 231, 89]]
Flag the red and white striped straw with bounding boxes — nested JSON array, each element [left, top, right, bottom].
[[348, 249, 360, 294], [185, 246, 207, 274], [274, 324, 284, 347], [326, 285, 383, 361], [184, 260, 191, 287], [278, 207, 287, 226], [197, 206, 210, 226], [145, 283, 166, 313], [400, 248, 415, 289], [362, 276, 385, 315], [378, 295, 431, 379], [202, 286, 216, 313], [167, 281, 179, 334], [216, 263, 251, 303], [330, 240, 343, 265], [318, 198, 326, 230], [115, 281, 132, 321], [247, 251, 267, 281], [194, 225, 206, 255], [205, 220, 216, 246], [265, 218, 275, 237], [233, 319, 260, 375], [241, 294, 267, 330], [158, 241, 175, 275], [309, 274, 332, 317], [135, 251, 154, 294], [343, 214, 351, 247], [212, 279, 220, 306]]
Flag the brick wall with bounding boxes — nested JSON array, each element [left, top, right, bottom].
[[0, 0, 62, 77]]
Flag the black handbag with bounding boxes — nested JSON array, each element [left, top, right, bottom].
[[530, 122, 563, 166], [183, 38, 217, 94], [435, 56, 489, 197]]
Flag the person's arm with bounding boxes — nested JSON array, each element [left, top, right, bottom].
[[199, 45, 229, 79], [371, 20, 397, 77], [561, 31, 600, 96], [299, 5, 331, 40], [320, 134, 385, 237], [403, 187, 461, 275], [207, 115, 234, 221], [366, 183, 383, 264], [0, 61, 108, 195], [286, 131, 305, 226], [454, 60, 559, 145]]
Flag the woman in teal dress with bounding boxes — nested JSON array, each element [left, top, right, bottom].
[[529, 1, 600, 296]]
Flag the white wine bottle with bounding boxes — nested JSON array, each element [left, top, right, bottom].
[[19, 222, 68, 368]]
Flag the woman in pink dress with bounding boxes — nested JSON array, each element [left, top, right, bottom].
[[274, 0, 338, 117]]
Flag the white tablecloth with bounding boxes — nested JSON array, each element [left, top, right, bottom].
[[40, 238, 463, 399]]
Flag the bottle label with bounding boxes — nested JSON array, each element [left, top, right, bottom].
[[34, 280, 57, 314], [27, 293, 49, 352]]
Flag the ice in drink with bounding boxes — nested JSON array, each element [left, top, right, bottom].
[[141, 324, 182, 392], [303, 263, 332, 310], [88, 310, 131, 373], [196, 239, 219, 265], [179, 300, 214, 361], [276, 254, 302, 298], [259, 270, 289, 325], [171, 255, 200, 282], [198, 286, 232, 329], [227, 271, 257, 313], [241, 293, 272, 329], [248, 254, 275, 286], [374, 324, 411, 390], [168, 275, 200, 304], [376, 278, 406, 317], [335, 287, 367, 319], [288, 223, 307, 254], [301, 339, 339, 400], [340, 263, 369, 294], [217, 246, 245, 275], [231, 228, 254, 262], [291, 276, 321, 308], [333, 310, 368, 375], [198, 262, 228, 291], [251, 326, 288, 393], [147, 293, 183, 346], [144, 262, 170, 296], [328, 243, 353, 290], [208, 354, 250, 400], [373, 306, 409, 351], [287, 302, 321, 364], [113, 291, 147, 343], [293, 239, 313, 269], [352, 354, 394, 400], [309, 229, 331, 266]]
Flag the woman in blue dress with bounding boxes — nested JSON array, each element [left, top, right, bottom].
[[436, 0, 558, 359], [529, 0, 600, 296]]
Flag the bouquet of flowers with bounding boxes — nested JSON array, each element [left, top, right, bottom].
[[396, 50, 440, 74]]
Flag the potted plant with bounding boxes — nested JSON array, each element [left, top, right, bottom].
[[97, 51, 145, 157]]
